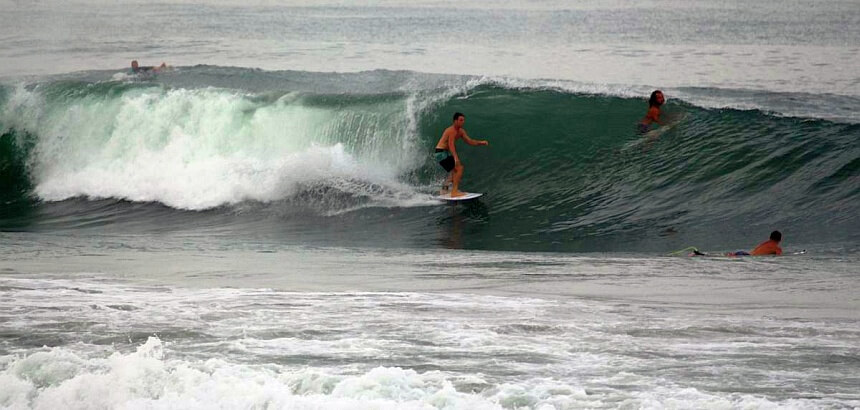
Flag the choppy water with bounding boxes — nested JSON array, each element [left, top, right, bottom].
[[2, 241, 859, 409], [1, 1, 859, 409]]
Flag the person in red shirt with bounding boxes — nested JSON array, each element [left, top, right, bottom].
[[750, 230, 783, 255], [637, 90, 665, 134], [726, 231, 783, 256]]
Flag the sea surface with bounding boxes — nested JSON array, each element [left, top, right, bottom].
[[1, 1, 859, 409]]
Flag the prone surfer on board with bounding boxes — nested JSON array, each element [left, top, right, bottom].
[[131, 60, 168, 74], [434, 112, 489, 198], [727, 230, 783, 256]]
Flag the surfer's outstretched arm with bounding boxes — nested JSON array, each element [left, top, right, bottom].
[[461, 130, 489, 146]]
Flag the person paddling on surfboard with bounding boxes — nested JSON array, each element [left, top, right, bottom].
[[637, 90, 665, 134], [750, 230, 784, 255], [131, 60, 168, 74], [434, 112, 489, 198], [727, 230, 783, 256]]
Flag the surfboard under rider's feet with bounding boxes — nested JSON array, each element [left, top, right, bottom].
[[434, 192, 483, 201]]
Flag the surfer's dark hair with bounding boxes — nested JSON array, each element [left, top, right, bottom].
[[770, 230, 782, 241], [453, 112, 465, 121], [649, 90, 663, 107]]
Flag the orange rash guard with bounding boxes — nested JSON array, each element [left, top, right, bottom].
[[751, 240, 782, 256]]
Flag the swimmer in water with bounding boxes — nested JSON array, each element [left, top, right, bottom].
[[637, 90, 665, 134]]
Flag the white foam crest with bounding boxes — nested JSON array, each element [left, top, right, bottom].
[[7, 339, 833, 410], [226, 336, 394, 358], [0, 338, 518, 410], [468, 76, 648, 99], [3, 85, 431, 210], [456, 76, 860, 123], [2, 277, 858, 409], [625, 386, 835, 410], [1, 83, 47, 135], [471, 75, 732, 112]]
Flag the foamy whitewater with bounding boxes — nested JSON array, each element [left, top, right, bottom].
[[1, 1, 859, 409]]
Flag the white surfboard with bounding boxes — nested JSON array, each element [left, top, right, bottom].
[[434, 192, 483, 201]]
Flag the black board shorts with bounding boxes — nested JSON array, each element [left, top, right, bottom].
[[435, 149, 455, 172]]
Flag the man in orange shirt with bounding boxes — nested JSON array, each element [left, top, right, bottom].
[[727, 231, 783, 256], [750, 230, 783, 255]]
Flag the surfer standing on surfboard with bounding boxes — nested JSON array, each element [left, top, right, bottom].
[[434, 112, 489, 197]]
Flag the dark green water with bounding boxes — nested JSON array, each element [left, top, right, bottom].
[[1, 68, 858, 252]]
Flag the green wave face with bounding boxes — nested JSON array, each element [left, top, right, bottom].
[[1, 72, 858, 251], [421, 86, 860, 250]]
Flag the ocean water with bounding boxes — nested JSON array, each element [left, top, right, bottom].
[[1, 1, 859, 409]]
